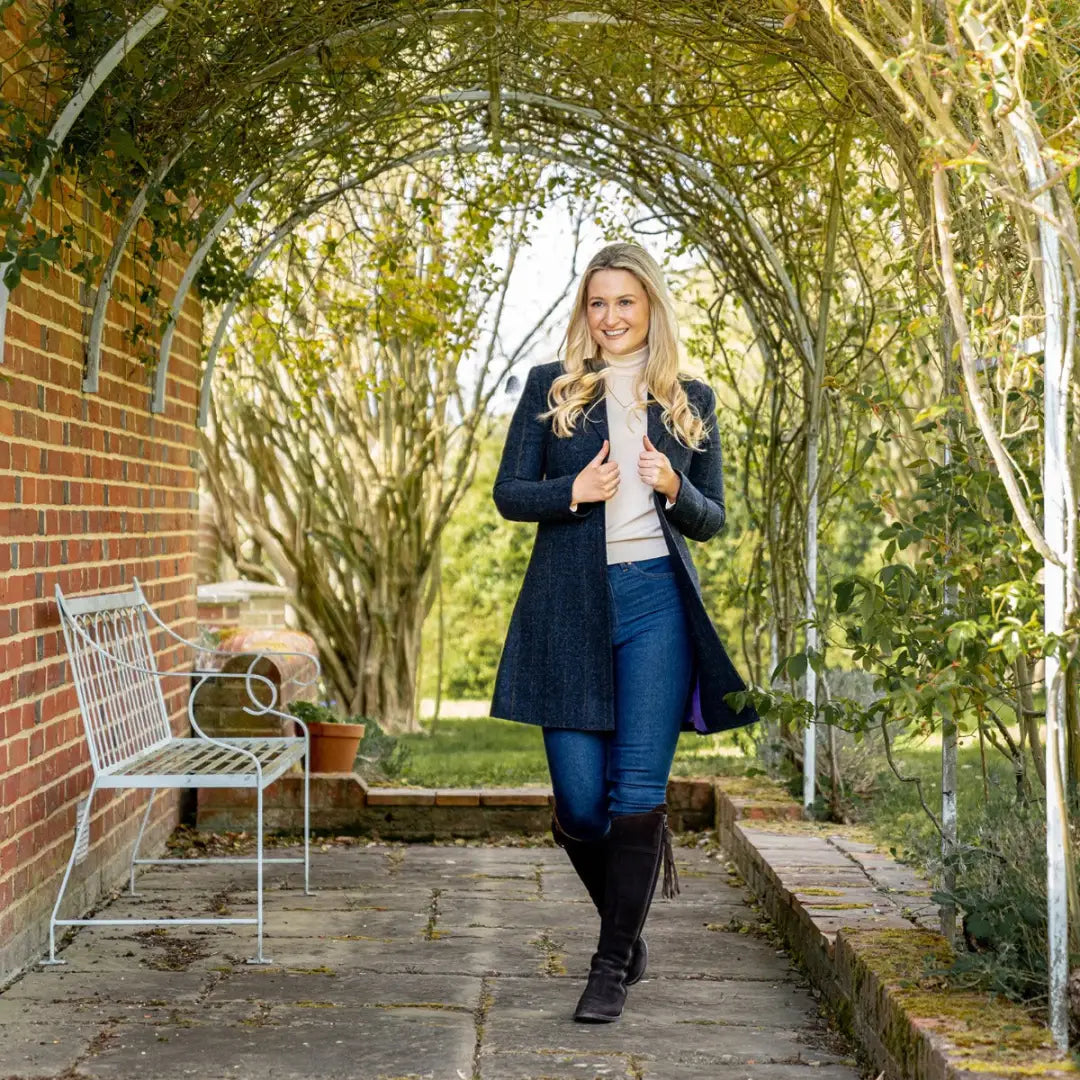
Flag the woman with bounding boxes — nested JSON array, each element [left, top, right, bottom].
[[491, 242, 757, 1023]]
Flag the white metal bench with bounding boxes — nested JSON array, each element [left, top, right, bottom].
[[44, 578, 319, 966]]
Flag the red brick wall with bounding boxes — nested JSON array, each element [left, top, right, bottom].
[[0, 4, 203, 981]]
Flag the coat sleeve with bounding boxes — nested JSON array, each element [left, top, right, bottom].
[[493, 366, 584, 523], [662, 383, 726, 542]]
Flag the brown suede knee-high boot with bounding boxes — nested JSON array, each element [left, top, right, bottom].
[[572, 805, 678, 1023], [551, 815, 647, 986]]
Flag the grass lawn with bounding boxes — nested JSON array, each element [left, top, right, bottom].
[[848, 733, 1025, 866], [394, 715, 752, 789], [391, 716, 1029, 881]]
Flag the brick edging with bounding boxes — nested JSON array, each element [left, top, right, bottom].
[[714, 781, 1073, 1080], [196, 773, 717, 838]]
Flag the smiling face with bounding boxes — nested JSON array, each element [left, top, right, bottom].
[[585, 268, 650, 356]]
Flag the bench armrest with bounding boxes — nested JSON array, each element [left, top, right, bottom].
[[138, 589, 320, 690], [168, 669, 311, 741]]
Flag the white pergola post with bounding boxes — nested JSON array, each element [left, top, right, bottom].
[[957, 11, 1071, 1045], [941, 449, 958, 943], [803, 456, 819, 811], [939, 310, 959, 944], [1033, 177, 1069, 1049], [802, 125, 851, 813]]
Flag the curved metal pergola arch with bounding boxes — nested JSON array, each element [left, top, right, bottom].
[[194, 139, 486, 424], [148, 102, 485, 405], [150, 121, 365, 392], [144, 135, 415, 410], [82, 2, 532, 390], [432, 88, 819, 364], [86, 108, 369, 391], [194, 129, 788, 429], [0, 1, 178, 356], [84, 140, 189, 393], [8, 0, 793, 368], [152, 81, 817, 415]]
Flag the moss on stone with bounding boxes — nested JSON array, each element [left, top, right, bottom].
[[958, 1060, 1080, 1076], [718, 776, 793, 802], [842, 928, 1071, 1073]]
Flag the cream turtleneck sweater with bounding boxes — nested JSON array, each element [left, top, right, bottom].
[[595, 344, 671, 565]]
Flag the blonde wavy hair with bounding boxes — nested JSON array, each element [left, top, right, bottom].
[[540, 243, 707, 449]]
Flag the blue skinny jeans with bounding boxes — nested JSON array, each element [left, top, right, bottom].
[[543, 555, 694, 841]]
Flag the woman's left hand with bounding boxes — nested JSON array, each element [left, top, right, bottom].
[[638, 435, 680, 502]]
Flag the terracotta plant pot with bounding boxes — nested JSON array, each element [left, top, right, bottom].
[[305, 720, 366, 773]]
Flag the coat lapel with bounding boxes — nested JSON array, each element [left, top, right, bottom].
[[582, 392, 609, 452], [646, 397, 674, 458]]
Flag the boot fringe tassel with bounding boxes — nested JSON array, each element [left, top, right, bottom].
[[661, 824, 680, 899]]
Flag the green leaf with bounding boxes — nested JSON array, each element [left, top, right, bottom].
[[834, 579, 856, 614], [897, 526, 924, 550], [946, 621, 978, 657]]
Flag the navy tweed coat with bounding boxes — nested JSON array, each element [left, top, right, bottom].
[[490, 360, 758, 735]]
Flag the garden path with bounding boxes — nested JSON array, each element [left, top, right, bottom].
[[0, 842, 863, 1079]]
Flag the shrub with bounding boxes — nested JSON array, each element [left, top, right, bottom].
[[288, 701, 354, 725], [931, 795, 1080, 1009], [354, 718, 413, 783]]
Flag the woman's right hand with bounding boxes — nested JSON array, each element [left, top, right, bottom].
[[571, 440, 620, 504]]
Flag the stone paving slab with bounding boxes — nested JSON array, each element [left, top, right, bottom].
[[479, 1053, 862, 1080], [0, 843, 864, 1080], [442, 897, 591, 931], [79, 1007, 477, 1080], [438, 896, 750, 933], [93, 928, 549, 978], [1, 967, 211, 1003], [476, 1048, 640, 1079], [483, 977, 844, 1065], [205, 970, 482, 1007], [224, 907, 431, 940], [540, 927, 804, 983], [0, 1019, 103, 1079]]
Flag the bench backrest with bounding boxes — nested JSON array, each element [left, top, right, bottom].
[[55, 583, 173, 775]]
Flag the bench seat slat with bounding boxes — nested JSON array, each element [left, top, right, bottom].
[[100, 737, 305, 789], [131, 741, 209, 776], [128, 742, 186, 772], [190, 743, 237, 774]]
